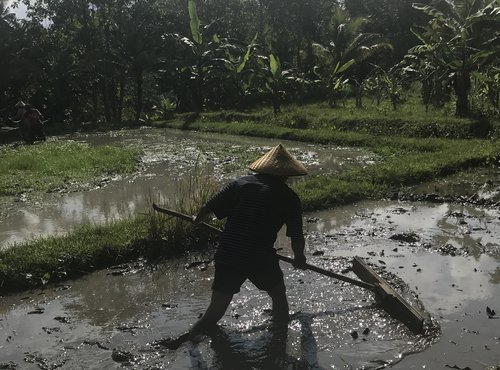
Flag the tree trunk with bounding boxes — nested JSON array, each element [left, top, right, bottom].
[[110, 71, 117, 121], [135, 68, 143, 124], [118, 69, 125, 123], [92, 82, 99, 123], [354, 83, 363, 108], [194, 66, 204, 112], [454, 69, 470, 117], [102, 78, 111, 123], [327, 77, 336, 108], [272, 90, 281, 115]]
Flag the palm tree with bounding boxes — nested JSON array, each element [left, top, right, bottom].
[[313, 6, 392, 107], [411, 0, 500, 116]]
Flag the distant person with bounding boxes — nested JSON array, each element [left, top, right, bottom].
[[10, 101, 46, 144], [163, 143, 308, 349]]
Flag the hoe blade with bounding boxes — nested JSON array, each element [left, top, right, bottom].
[[352, 256, 428, 334]]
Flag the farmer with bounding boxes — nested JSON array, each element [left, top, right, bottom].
[[10, 101, 46, 143], [163, 144, 308, 349]]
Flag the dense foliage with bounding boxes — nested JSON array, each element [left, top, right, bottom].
[[1, 0, 499, 125]]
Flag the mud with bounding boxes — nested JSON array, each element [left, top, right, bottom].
[[0, 243, 439, 369], [304, 201, 500, 370]]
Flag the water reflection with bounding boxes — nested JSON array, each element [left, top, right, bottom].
[[304, 200, 500, 317], [489, 266, 500, 285], [2, 129, 500, 367], [205, 325, 293, 369], [412, 166, 500, 202], [0, 128, 375, 248]]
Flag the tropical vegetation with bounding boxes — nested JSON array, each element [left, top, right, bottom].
[[1, 0, 499, 126]]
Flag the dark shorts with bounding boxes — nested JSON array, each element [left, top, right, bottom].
[[212, 259, 284, 295]]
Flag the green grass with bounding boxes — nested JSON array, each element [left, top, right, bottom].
[[0, 216, 148, 291], [0, 212, 214, 292], [0, 142, 141, 195], [184, 101, 497, 139], [0, 165, 219, 294]]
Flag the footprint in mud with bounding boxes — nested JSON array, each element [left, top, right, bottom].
[[27, 307, 45, 314], [0, 361, 19, 369]]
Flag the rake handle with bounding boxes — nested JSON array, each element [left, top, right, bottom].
[[276, 254, 375, 291], [152, 203, 375, 291]]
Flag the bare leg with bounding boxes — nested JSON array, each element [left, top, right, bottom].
[[159, 290, 233, 350], [267, 281, 289, 323], [189, 290, 233, 336]]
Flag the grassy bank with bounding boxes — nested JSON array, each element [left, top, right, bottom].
[[185, 101, 499, 139], [155, 119, 500, 210], [1, 109, 500, 294], [0, 165, 218, 294], [0, 142, 140, 195], [0, 211, 213, 293]]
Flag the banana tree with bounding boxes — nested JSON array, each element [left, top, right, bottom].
[[412, 0, 500, 116], [253, 53, 293, 114], [215, 34, 258, 108], [398, 53, 452, 111], [474, 65, 500, 114], [268, 54, 283, 114], [364, 65, 403, 110], [167, 0, 252, 111]]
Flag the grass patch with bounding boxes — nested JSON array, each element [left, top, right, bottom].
[[0, 216, 148, 291], [188, 101, 496, 139], [0, 142, 141, 195], [0, 210, 215, 293]]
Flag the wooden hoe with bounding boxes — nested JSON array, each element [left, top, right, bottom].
[[152, 203, 428, 334]]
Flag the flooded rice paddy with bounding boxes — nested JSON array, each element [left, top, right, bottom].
[[0, 128, 499, 369], [0, 128, 374, 247]]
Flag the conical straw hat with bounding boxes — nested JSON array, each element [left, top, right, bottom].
[[15, 101, 26, 108], [249, 144, 307, 177]]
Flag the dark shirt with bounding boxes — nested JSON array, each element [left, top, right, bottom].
[[205, 173, 303, 265]]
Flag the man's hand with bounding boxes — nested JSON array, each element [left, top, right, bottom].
[[293, 254, 307, 269], [291, 235, 306, 269], [193, 206, 211, 224]]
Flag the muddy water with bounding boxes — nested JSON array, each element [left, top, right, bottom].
[[1, 129, 499, 369], [3, 199, 499, 369], [304, 201, 500, 370], [0, 228, 435, 370], [0, 128, 374, 248]]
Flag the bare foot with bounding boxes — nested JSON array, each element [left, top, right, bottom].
[[153, 332, 190, 350]]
